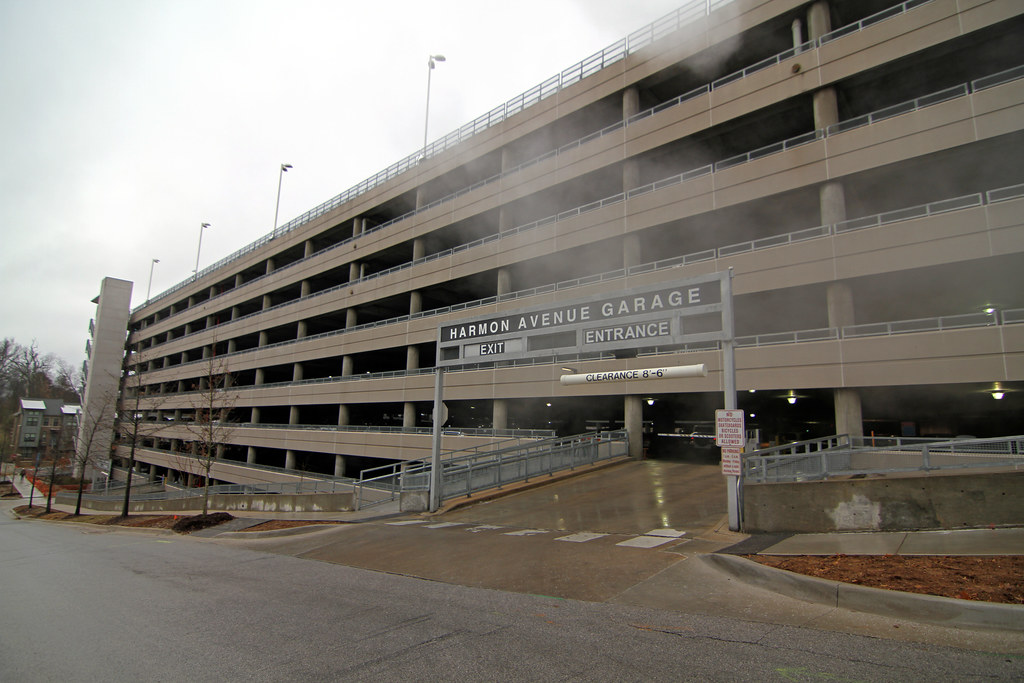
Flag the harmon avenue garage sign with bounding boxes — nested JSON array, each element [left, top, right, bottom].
[[437, 272, 730, 368]]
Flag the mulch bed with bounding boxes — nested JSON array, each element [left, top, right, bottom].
[[749, 554, 1024, 604]]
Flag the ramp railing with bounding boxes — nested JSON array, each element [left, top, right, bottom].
[[354, 430, 629, 509], [743, 435, 1024, 483]]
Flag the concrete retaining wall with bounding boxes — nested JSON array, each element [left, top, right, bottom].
[[76, 491, 354, 514], [743, 470, 1024, 533]]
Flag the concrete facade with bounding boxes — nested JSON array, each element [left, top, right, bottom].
[[119, 0, 1023, 486]]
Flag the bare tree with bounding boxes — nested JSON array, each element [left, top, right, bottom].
[[117, 365, 171, 517], [179, 352, 237, 516]]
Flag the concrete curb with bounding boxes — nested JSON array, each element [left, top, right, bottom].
[[704, 553, 1024, 632]]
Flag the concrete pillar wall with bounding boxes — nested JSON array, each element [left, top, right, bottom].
[[285, 450, 296, 470], [235, 274, 244, 288], [792, 17, 804, 48], [406, 345, 420, 371], [289, 406, 300, 425], [297, 320, 307, 338], [334, 454, 345, 477], [412, 237, 426, 262], [304, 240, 314, 258], [292, 363, 304, 382], [349, 262, 360, 282], [622, 86, 641, 269], [262, 294, 272, 310], [342, 356, 353, 377], [345, 308, 357, 329], [403, 402, 416, 429], [266, 258, 275, 275], [258, 331, 268, 347], [247, 446, 256, 464], [254, 368, 265, 385], [497, 268, 512, 297], [624, 395, 644, 459], [227, 339, 237, 353], [409, 290, 422, 315], [300, 280, 311, 297], [338, 404, 349, 426], [231, 306, 240, 320], [493, 399, 508, 431], [251, 407, 261, 424], [807, 1, 831, 38]]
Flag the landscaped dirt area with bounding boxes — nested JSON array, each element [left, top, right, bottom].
[[12, 505, 234, 534], [750, 554, 1024, 605]]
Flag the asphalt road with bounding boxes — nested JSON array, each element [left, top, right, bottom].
[[2, 512, 1022, 682]]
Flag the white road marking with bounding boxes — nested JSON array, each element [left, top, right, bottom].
[[555, 532, 607, 543], [616, 536, 677, 548], [645, 529, 687, 538]]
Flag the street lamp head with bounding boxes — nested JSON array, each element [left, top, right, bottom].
[[152, 258, 160, 264], [281, 163, 292, 172], [201, 222, 210, 229], [428, 54, 446, 68]]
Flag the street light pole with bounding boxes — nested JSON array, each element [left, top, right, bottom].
[[146, 258, 160, 302], [193, 222, 210, 277], [273, 163, 292, 231], [423, 54, 446, 160]]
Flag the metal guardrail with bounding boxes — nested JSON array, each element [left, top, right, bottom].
[[353, 430, 629, 509], [743, 435, 1024, 483], [138, 0, 939, 314]]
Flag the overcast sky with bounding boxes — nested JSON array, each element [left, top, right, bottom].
[[0, 0, 689, 369]]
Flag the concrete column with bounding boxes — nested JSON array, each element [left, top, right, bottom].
[[345, 308, 357, 329], [827, 281, 862, 437], [266, 258, 275, 275], [353, 217, 365, 238], [334, 455, 345, 477], [251, 407, 260, 424], [188, 295, 196, 307], [231, 305, 240, 320], [254, 368, 265, 385], [792, 18, 804, 50], [415, 187, 427, 209], [235, 273, 244, 288], [216, 444, 225, 459], [338, 404, 349, 426], [203, 345, 211, 359], [297, 320, 307, 338], [227, 339, 237, 353], [292, 363, 304, 382], [285, 450, 296, 470], [493, 399, 508, 432], [304, 239, 314, 258], [624, 395, 644, 459], [623, 234, 642, 269], [807, 1, 831, 38], [409, 290, 422, 315], [247, 446, 256, 464], [342, 356, 354, 377], [300, 280, 311, 297], [349, 262, 360, 282], [148, 359, 156, 372], [184, 323, 192, 335], [174, 409, 182, 421], [412, 237, 426, 262], [403, 402, 416, 429], [497, 268, 512, 297], [262, 294, 272, 310], [406, 345, 419, 371], [289, 406, 300, 425]]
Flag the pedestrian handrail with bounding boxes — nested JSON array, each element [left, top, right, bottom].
[[743, 435, 1024, 483], [353, 430, 629, 509]]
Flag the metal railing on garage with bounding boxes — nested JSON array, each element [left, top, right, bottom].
[[353, 430, 629, 509], [743, 435, 1024, 483]]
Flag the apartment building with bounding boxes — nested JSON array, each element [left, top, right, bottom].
[[121, 0, 1023, 485], [9, 398, 81, 463]]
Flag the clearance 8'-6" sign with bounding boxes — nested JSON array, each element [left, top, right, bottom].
[[437, 272, 731, 368]]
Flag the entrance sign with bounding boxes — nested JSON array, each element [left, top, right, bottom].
[[437, 272, 730, 368], [560, 364, 706, 386]]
